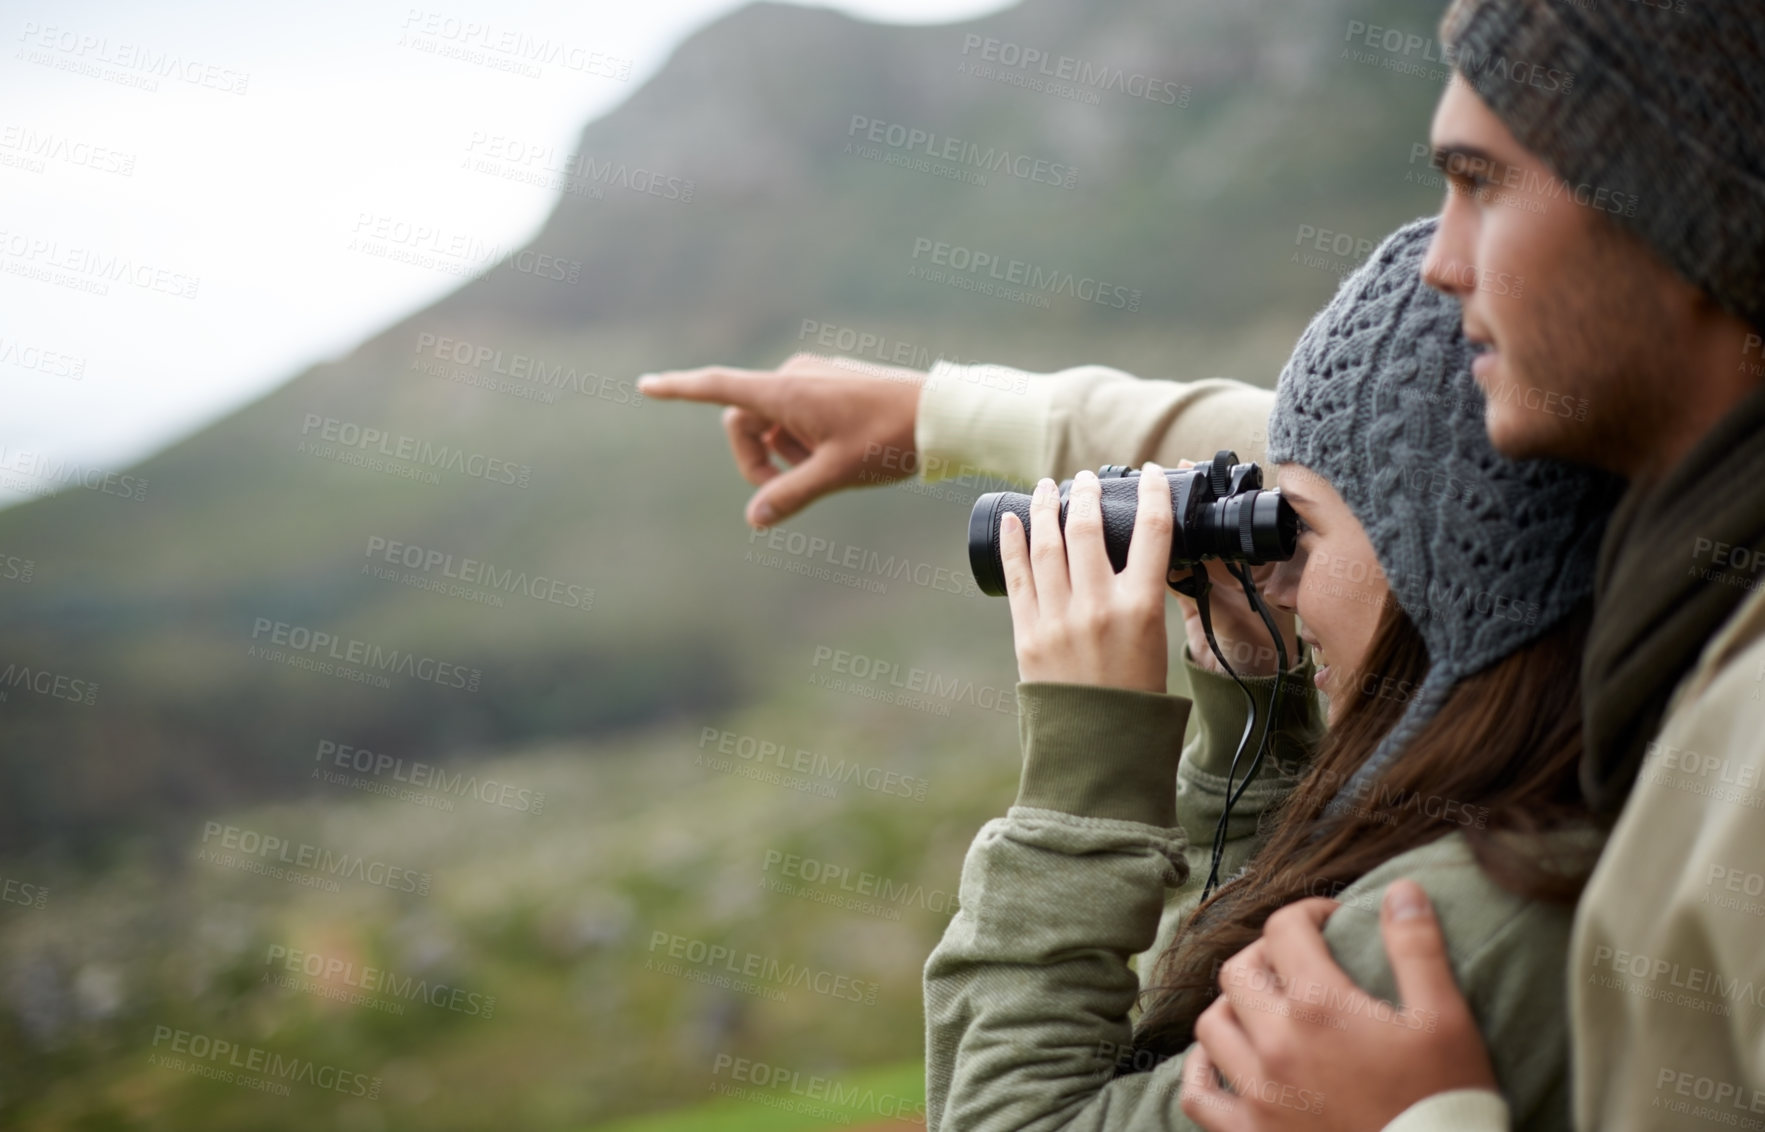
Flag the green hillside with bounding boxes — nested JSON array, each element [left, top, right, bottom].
[[0, 0, 1453, 1124], [0, 0, 1444, 852]]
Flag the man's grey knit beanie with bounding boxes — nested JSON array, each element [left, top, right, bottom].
[[1267, 217, 1622, 815], [1441, 0, 1765, 333]]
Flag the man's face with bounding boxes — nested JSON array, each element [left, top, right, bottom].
[[1421, 75, 1694, 476]]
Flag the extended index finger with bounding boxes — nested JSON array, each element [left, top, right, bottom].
[[637, 365, 782, 412]]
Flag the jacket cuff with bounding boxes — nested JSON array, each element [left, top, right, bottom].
[[915, 360, 1050, 487], [1381, 1089, 1511, 1132], [1180, 643, 1322, 779], [1013, 682, 1192, 826]]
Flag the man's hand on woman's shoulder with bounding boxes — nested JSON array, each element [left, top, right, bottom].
[[1182, 881, 1503, 1132]]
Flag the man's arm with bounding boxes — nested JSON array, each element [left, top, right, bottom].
[[916, 359, 1275, 488], [637, 353, 1274, 528]]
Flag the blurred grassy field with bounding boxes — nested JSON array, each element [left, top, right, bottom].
[[0, 676, 1024, 1129]]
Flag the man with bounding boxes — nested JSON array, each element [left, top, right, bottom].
[[1177, 3, 1765, 1130]]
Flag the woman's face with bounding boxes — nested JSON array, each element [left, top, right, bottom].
[[1261, 464, 1391, 724]]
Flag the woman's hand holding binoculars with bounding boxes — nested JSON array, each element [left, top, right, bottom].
[[998, 465, 1176, 694]]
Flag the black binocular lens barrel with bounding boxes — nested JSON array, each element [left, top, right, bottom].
[[966, 463, 1297, 597]]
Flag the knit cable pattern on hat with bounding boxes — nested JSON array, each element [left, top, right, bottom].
[[1265, 217, 1623, 809]]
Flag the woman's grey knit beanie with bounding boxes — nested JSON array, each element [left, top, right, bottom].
[[1266, 217, 1622, 815]]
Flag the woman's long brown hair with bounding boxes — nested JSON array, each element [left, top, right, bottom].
[[1128, 594, 1597, 1059]]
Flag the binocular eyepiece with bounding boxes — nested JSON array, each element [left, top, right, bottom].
[[967, 451, 1297, 597]]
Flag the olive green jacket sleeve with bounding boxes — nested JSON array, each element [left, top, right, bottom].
[[913, 360, 1276, 488], [1141, 647, 1324, 993], [924, 668, 1597, 1131]]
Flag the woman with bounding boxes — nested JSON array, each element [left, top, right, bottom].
[[923, 218, 1620, 1130]]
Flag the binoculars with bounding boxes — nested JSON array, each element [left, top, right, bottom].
[[967, 451, 1296, 597]]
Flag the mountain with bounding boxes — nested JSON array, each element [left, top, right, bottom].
[[0, 0, 1449, 853]]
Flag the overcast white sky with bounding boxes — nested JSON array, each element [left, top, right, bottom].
[[0, 0, 1012, 506]]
